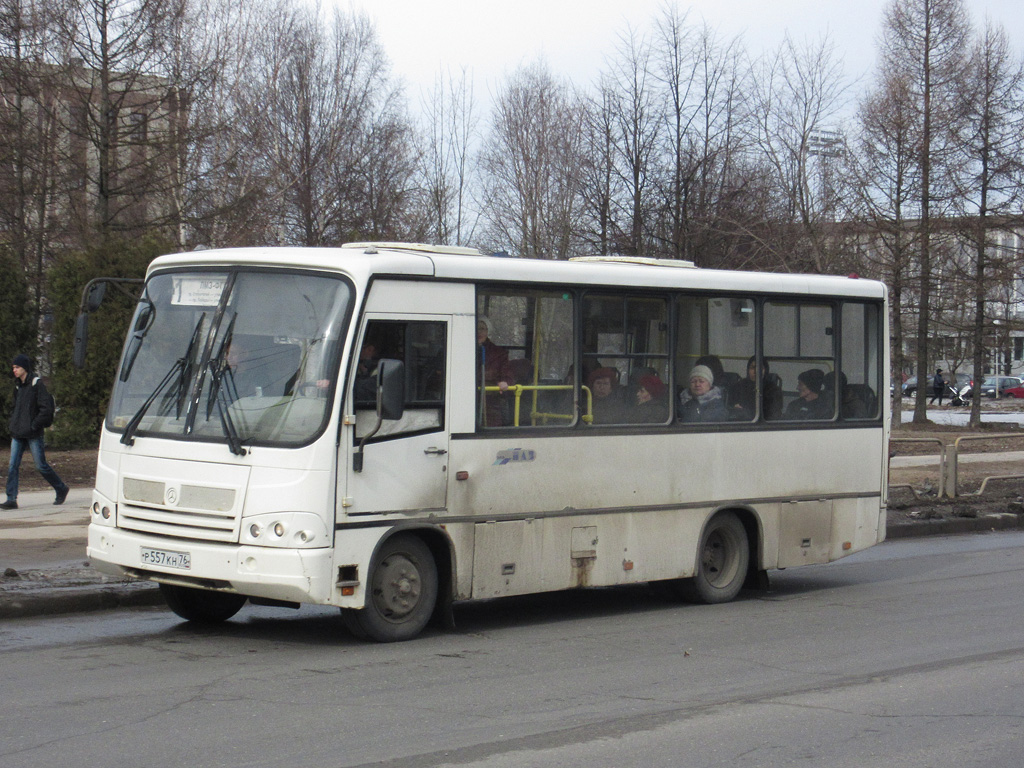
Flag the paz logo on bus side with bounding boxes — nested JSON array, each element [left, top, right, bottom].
[[494, 448, 536, 466]]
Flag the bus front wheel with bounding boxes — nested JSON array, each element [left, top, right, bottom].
[[342, 534, 438, 642], [160, 583, 247, 624], [664, 512, 749, 604]]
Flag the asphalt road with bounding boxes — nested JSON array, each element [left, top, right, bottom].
[[2, 532, 1024, 768]]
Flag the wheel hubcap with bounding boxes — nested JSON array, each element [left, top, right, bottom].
[[702, 530, 736, 587], [372, 554, 422, 620]]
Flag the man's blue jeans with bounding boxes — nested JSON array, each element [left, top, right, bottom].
[[6, 437, 65, 501]]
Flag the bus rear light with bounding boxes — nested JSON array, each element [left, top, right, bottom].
[[273, 522, 285, 537], [842, 541, 852, 550], [341, 586, 355, 596], [456, 471, 469, 481], [296, 530, 313, 543], [249, 523, 263, 538]]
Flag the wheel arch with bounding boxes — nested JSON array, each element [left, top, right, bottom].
[[372, 522, 456, 627], [708, 505, 763, 585]]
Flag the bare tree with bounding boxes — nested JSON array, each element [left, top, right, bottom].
[[159, 0, 275, 248], [578, 81, 622, 255], [880, 0, 972, 423], [604, 25, 661, 256], [649, 10, 751, 266], [751, 34, 849, 274], [851, 73, 922, 427], [53, 0, 192, 239], [0, 0, 66, 341], [479, 60, 587, 259], [237, 4, 409, 246], [420, 67, 478, 246], [953, 21, 1024, 424]]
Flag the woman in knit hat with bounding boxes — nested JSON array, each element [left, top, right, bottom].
[[633, 373, 668, 422], [678, 364, 728, 423], [586, 367, 624, 424]]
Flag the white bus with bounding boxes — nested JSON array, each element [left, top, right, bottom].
[[81, 243, 889, 641]]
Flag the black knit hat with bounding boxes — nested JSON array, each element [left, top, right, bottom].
[[798, 368, 825, 394], [12, 354, 31, 370]]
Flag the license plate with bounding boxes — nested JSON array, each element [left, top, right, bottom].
[[140, 547, 192, 570]]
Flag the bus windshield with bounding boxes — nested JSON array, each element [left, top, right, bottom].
[[107, 269, 351, 448]]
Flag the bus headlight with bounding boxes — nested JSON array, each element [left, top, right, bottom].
[[241, 512, 328, 548], [89, 491, 117, 527]]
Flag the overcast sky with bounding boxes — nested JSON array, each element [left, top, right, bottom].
[[334, 0, 1020, 105]]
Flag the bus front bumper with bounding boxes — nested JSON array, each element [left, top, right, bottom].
[[87, 523, 337, 606]]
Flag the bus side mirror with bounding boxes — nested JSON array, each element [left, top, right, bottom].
[[377, 359, 405, 421], [73, 276, 145, 371], [354, 359, 405, 473], [72, 313, 89, 369], [85, 281, 107, 312]]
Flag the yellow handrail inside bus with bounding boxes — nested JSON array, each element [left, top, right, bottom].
[[481, 384, 594, 426]]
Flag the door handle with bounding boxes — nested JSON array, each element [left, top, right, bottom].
[[424, 447, 448, 456]]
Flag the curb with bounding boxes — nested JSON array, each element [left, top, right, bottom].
[[0, 577, 162, 620], [887, 512, 1024, 539]]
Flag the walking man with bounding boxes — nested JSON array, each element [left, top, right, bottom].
[[1, 354, 68, 509], [929, 368, 946, 406]]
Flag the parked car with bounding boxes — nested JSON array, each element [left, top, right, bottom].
[[1004, 384, 1024, 399], [959, 375, 1023, 400], [901, 376, 919, 396]]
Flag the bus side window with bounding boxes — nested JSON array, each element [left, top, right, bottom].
[[583, 293, 668, 426], [839, 302, 882, 420], [675, 296, 754, 423], [764, 302, 836, 422], [478, 288, 575, 428], [353, 320, 447, 439]]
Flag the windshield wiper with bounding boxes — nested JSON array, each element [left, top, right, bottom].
[[205, 315, 247, 456], [206, 314, 236, 418], [120, 314, 206, 447], [208, 371, 247, 456]]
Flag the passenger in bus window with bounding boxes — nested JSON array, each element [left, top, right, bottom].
[[633, 373, 668, 422], [783, 369, 832, 420], [353, 343, 380, 405], [678, 365, 728, 423], [728, 357, 759, 420], [586, 367, 625, 424], [477, 317, 517, 426], [225, 335, 276, 400], [729, 357, 782, 421], [824, 370, 870, 419], [696, 355, 725, 387]]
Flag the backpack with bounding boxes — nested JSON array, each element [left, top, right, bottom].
[[31, 376, 56, 428]]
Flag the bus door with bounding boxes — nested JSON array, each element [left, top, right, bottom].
[[342, 314, 451, 516]]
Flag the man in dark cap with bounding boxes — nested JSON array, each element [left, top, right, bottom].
[[783, 368, 833, 420], [2, 354, 68, 509]]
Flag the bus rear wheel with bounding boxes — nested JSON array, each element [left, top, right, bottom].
[[159, 583, 247, 624], [665, 512, 749, 604], [342, 534, 437, 642]]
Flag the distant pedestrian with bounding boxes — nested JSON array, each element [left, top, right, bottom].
[[929, 368, 946, 405], [1, 354, 68, 510]]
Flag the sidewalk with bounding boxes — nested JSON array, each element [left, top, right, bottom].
[[0, 488, 160, 619], [2, 479, 1023, 620]]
